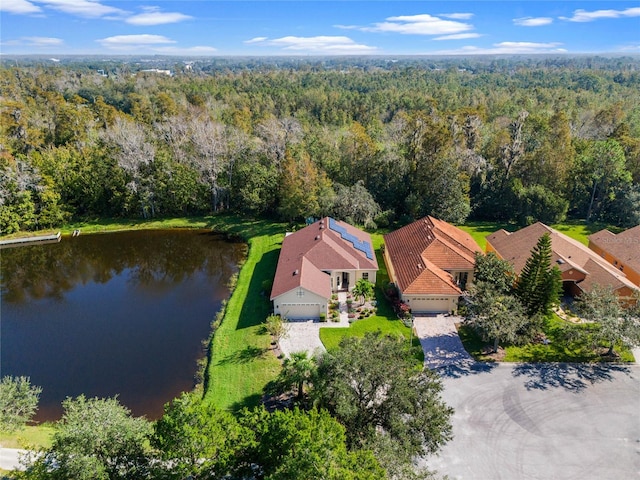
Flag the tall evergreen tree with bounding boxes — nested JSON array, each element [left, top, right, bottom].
[[515, 233, 563, 317]]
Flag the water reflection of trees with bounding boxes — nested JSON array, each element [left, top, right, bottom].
[[1, 230, 246, 304]]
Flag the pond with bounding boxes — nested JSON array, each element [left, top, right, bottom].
[[0, 229, 246, 422]]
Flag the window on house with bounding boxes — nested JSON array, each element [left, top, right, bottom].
[[297, 289, 304, 298], [362, 272, 369, 280]]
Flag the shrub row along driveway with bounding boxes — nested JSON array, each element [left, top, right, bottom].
[[415, 315, 640, 479]]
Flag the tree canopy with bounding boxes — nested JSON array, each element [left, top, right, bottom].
[[0, 376, 41, 432], [515, 233, 563, 317], [312, 332, 453, 463], [1, 57, 639, 233], [577, 285, 640, 356]]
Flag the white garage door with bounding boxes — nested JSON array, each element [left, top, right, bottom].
[[280, 303, 321, 320], [407, 297, 452, 313]]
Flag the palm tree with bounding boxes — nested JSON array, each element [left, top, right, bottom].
[[280, 351, 317, 400], [352, 278, 374, 305]]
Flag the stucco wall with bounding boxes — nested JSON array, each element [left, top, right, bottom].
[[272, 288, 328, 317]]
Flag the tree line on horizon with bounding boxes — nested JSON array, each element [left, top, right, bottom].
[[1, 57, 639, 235]]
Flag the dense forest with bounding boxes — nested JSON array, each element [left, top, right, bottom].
[[1, 55, 639, 234]]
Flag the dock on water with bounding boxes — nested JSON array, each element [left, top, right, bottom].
[[0, 231, 62, 249]]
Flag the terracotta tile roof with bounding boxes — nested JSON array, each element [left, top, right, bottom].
[[403, 259, 462, 295], [271, 217, 378, 300], [589, 224, 640, 274], [487, 222, 638, 294], [384, 216, 482, 295]]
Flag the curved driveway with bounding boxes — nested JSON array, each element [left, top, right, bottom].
[[415, 315, 640, 480]]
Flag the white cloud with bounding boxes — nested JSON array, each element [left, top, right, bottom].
[[98, 34, 176, 49], [619, 43, 640, 51], [340, 13, 473, 36], [97, 34, 215, 54], [440, 13, 474, 20], [433, 33, 482, 41], [513, 17, 553, 27], [2, 36, 63, 47], [244, 37, 268, 44], [38, 0, 127, 18], [560, 7, 640, 22], [23, 36, 64, 46], [432, 41, 567, 55], [126, 6, 192, 26], [245, 36, 377, 54], [0, 0, 42, 14], [153, 46, 218, 55]]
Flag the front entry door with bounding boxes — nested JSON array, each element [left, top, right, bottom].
[[342, 272, 349, 290]]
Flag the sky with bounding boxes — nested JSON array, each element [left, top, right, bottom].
[[1, 1, 639, 56]]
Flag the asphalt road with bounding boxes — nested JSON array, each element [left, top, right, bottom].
[[421, 361, 640, 480]]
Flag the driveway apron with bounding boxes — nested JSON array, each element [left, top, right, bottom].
[[413, 314, 474, 369]]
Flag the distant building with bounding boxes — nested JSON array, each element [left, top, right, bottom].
[[140, 69, 172, 76]]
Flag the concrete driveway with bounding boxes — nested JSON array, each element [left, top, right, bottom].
[[414, 315, 640, 479], [278, 292, 350, 359], [0, 448, 26, 472], [414, 314, 474, 370]]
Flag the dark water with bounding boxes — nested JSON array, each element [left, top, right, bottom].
[[0, 229, 246, 421]]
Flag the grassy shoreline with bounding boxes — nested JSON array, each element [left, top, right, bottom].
[[1, 214, 284, 449], [2, 215, 630, 439]]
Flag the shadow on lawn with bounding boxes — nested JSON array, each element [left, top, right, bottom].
[[217, 345, 270, 366], [230, 393, 263, 413], [236, 248, 279, 330], [511, 362, 632, 392]]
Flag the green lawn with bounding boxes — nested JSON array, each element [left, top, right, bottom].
[[460, 219, 621, 250], [458, 314, 635, 363], [458, 221, 517, 250], [203, 220, 284, 412], [319, 234, 424, 362], [0, 424, 54, 449]]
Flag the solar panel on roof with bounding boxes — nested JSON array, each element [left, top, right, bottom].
[[328, 217, 374, 260]]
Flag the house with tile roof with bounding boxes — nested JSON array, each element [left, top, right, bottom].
[[588, 224, 640, 288], [383, 216, 482, 313], [487, 222, 639, 300], [271, 218, 378, 320]]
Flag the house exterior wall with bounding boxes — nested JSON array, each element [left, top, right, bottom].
[[272, 288, 328, 319], [561, 269, 586, 283], [485, 241, 498, 255], [326, 269, 377, 292], [356, 269, 377, 285], [383, 248, 398, 286], [449, 269, 475, 291]]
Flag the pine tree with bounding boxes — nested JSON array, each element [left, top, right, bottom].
[[515, 232, 563, 317]]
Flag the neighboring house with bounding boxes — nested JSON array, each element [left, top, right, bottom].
[[271, 217, 378, 320], [487, 222, 639, 300], [383, 216, 482, 313], [588, 225, 640, 288]]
